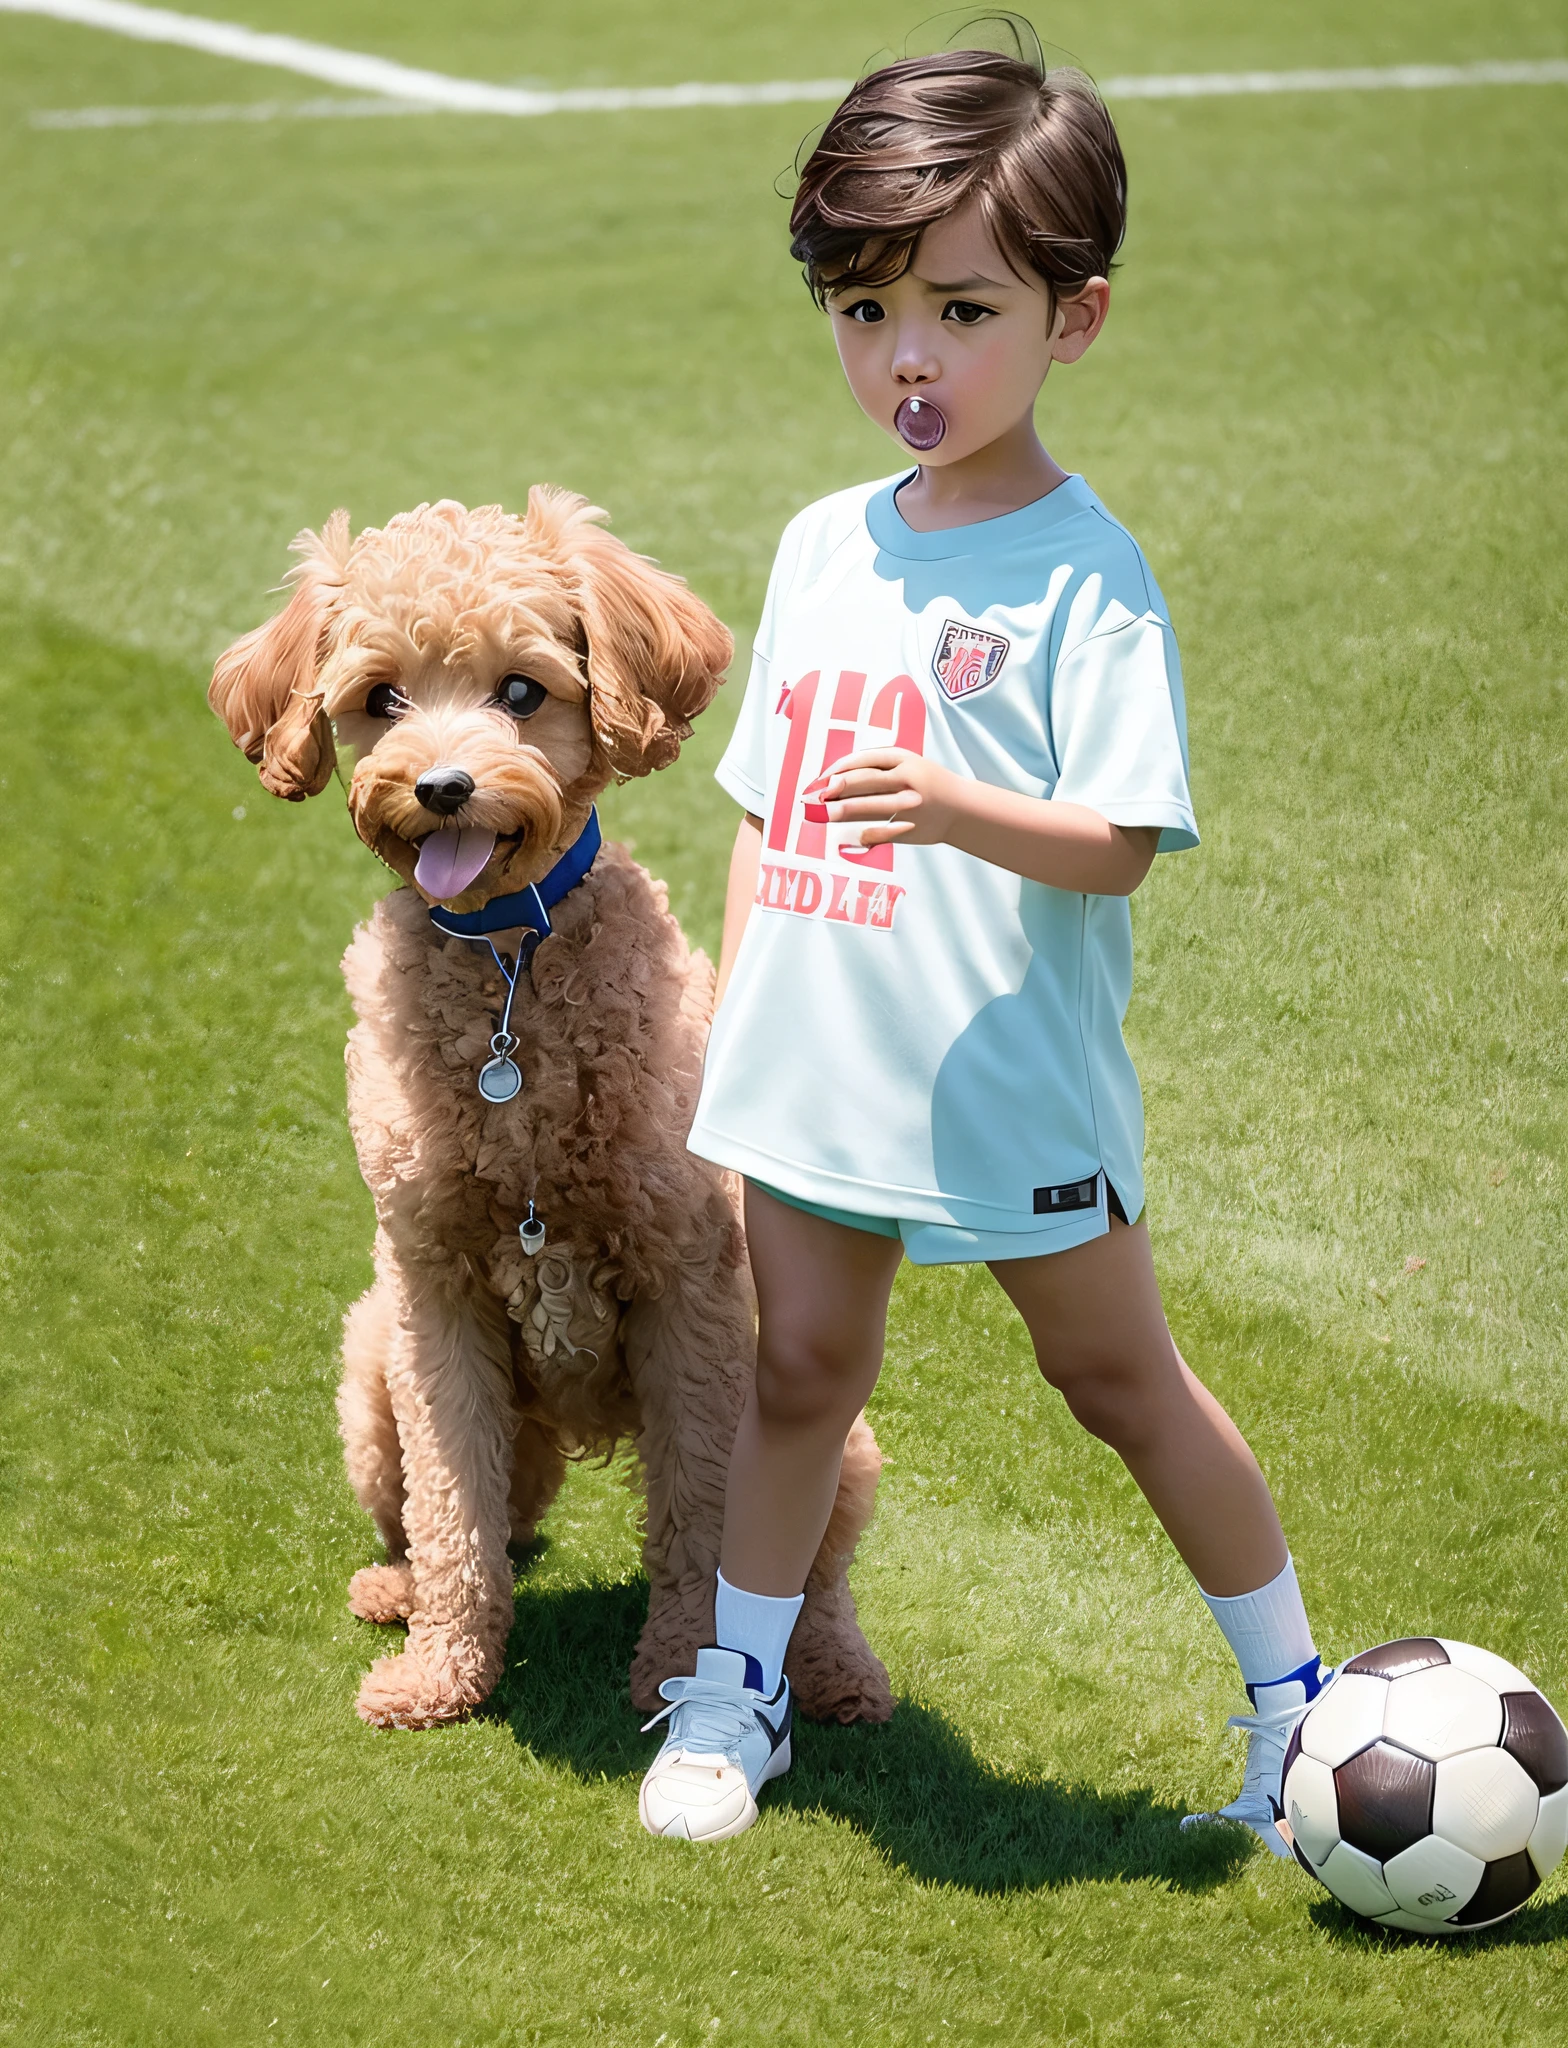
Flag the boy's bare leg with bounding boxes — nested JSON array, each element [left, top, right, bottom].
[[659, 1193, 1306, 1850], [640, 1190, 899, 1840], [987, 1216, 1286, 1596], [992, 1216, 1322, 1856], [720, 1184, 904, 1596]]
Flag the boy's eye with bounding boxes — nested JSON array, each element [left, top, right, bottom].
[[363, 682, 406, 720], [497, 674, 549, 719], [943, 300, 994, 325], [840, 299, 886, 324]]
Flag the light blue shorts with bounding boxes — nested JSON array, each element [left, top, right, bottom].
[[748, 1174, 1136, 1267]]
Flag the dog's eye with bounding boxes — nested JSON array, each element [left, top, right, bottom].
[[363, 683, 406, 721], [497, 674, 549, 719]]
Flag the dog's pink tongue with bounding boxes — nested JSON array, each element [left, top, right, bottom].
[[414, 827, 497, 900]]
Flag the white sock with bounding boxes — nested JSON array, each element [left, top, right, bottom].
[[715, 1571, 803, 1697], [1200, 1555, 1320, 1703]]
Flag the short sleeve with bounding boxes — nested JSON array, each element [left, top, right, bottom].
[[1048, 612, 1199, 853]]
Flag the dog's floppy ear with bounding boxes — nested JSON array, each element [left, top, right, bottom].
[[527, 486, 733, 780], [209, 512, 351, 801]]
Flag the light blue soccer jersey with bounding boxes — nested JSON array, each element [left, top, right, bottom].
[[686, 472, 1198, 1261]]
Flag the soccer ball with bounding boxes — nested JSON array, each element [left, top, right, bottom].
[[1278, 1638, 1568, 1934]]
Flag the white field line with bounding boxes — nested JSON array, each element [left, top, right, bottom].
[[2, 0, 619, 111], [5, 0, 1567, 128], [0, 0, 849, 114], [27, 84, 861, 128], [1103, 59, 1568, 98], [32, 95, 431, 127]]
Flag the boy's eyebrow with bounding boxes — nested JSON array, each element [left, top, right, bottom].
[[823, 269, 1017, 302], [910, 272, 1013, 292]]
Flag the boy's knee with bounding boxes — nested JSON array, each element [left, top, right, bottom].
[[1039, 1344, 1155, 1454], [755, 1329, 866, 1431]]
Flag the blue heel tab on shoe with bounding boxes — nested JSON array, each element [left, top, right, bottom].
[[700, 1643, 767, 1693], [1245, 1654, 1326, 1709]]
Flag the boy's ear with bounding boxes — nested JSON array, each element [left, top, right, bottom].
[[1049, 277, 1111, 365], [208, 511, 352, 801], [526, 485, 733, 781]]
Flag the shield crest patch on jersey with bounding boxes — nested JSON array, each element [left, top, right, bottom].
[[932, 618, 1009, 700]]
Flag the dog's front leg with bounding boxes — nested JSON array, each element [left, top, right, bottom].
[[354, 1265, 517, 1729], [621, 1263, 748, 1713]]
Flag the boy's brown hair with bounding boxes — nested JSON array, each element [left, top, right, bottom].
[[790, 51, 1126, 310]]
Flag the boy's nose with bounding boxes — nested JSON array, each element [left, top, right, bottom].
[[891, 341, 941, 386]]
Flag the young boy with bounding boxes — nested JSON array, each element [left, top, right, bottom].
[[639, 49, 1326, 1849]]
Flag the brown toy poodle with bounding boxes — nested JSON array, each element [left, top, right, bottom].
[[209, 492, 892, 1730]]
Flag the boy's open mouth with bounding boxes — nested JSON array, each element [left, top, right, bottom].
[[894, 395, 946, 450]]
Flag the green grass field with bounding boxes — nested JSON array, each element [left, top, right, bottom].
[[2, 3, 1566, 2040]]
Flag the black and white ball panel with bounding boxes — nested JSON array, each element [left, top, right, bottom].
[[1447, 1849, 1542, 1927], [1280, 1638, 1568, 1934], [1343, 1637, 1450, 1679], [1382, 1664, 1502, 1760], [1334, 1742, 1434, 1862], [1282, 1747, 1339, 1866], [1315, 1840, 1398, 1920], [1381, 1832, 1485, 1919], [1299, 1672, 1387, 1767], [1527, 1787, 1568, 1886], [1438, 1637, 1533, 1694], [1431, 1748, 1539, 1862], [1500, 1689, 1568, 1795]]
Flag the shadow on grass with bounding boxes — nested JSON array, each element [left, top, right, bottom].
[[487, 1577, 1248, 1896], [1305, 1889, 1568, 1952]]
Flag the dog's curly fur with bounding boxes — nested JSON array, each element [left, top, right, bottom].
[[210, 491, 892, 1730]]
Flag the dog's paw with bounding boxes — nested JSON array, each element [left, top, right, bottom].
[[629, 1640, 697, 1717], [354, 1642, 495, 1730], [629, 1598, 711, 1715], [347, 1564, 416, 1625], [824, 1663, 897, 1726], [788, 1639, 896, 1726]]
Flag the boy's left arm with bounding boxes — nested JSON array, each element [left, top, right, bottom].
[[814, 749, 1158, 897]]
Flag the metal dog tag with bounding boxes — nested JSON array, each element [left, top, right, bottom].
[[478, 1056, 521, 1105], [478, 1057, 522, 1103], [519, 1202, 546, 1257], [478, 1031, 523, 1103]]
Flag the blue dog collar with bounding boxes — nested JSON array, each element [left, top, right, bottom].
[[427, 808, 601, 940]]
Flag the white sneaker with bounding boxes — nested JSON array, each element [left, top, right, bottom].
[[1182, 1667, 1332, 1859], [638, 1647, 793, 1842]]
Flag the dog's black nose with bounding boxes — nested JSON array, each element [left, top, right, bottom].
[[415, 765, 475, 817]]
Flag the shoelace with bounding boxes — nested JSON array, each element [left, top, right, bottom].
[[641, 1676, 761, 1761], [1224, 1702, 1302, 1803]]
